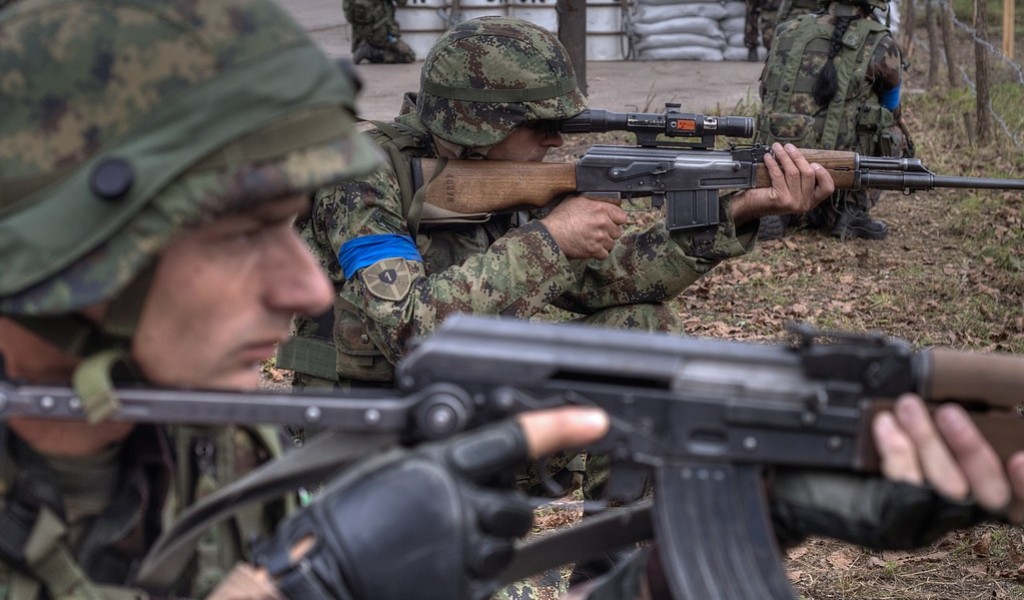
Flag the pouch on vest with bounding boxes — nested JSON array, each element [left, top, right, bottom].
[[855, 103, 897, 156], [763, 113, 819, 146], [333, 300, 394, 383]]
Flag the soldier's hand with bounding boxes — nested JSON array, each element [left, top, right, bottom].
[[256, 407, 608, 600], [541, 195, 628, 260], [874, 394, 1024, 522], [770, 393, 1024, 551], [731, 143, 835, 225]]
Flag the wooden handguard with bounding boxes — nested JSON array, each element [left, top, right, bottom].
[[753, 149, 860, 189], [924, 348, 1024, 465], [927, 347, 1024, 409]]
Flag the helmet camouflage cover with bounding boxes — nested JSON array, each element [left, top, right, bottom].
[[417, 16, 588, 148], [0, 0, 382, 316]]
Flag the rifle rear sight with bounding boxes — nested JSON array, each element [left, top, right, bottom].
[[559, 103, 754, 150]]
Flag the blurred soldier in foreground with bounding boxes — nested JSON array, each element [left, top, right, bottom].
[[3, 2, 1023, 600], [344, 0, 416, 64], [0, 0, 603, 596]]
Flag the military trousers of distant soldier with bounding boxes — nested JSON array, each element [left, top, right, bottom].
[[744, 0, 782, 55]]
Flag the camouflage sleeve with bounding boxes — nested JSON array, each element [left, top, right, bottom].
[[552, 197, 757, 312], [323, 164, 577, 365]]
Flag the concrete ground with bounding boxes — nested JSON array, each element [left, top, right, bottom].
[[276, 0, 766, 121]]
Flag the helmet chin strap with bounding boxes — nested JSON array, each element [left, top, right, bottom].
[[9, 263, 157, 423]]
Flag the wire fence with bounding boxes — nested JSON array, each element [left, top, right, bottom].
[[915, 1, 1024, 148]]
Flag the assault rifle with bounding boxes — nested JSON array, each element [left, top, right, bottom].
[[2, 316, 1023, 598], [412, 105, 1024, 231]]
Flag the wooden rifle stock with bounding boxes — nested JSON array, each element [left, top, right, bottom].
[[417, 157, 576, 214]]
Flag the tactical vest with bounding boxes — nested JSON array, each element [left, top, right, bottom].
[[756, 14, 896, 157], [0, 425, 288, 600]]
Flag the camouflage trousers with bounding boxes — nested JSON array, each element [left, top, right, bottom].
[[744, 0, 781, 50]]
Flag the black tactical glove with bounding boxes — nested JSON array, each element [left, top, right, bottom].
[[255, 420, 536, 600], [769, 469, 995, 550]]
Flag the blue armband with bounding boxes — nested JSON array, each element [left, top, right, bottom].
[[338, 234, 422, 279], [880, 83, 901, 111]]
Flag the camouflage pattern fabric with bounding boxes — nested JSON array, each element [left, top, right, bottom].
[[297, 111, 755, 375], [777, 0, 824, 24], [744, 0, 782, 51], [0, 0, 379, 317], [293, 107, 757, 600], [0, 425, 287, 599], [756, 4, 910, 220], [417, 16, 587, 148], [343, 0, 415, 63]]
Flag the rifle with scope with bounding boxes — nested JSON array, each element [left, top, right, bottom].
[[411, 104, 1024, 232]]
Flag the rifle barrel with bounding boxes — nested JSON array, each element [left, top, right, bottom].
[[928, 175, 1024, 190], [858, 171, 1024, 191]]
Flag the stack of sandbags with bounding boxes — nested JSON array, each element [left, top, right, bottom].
[[630, 0, 900, 61], [629, 0, 746, 61]]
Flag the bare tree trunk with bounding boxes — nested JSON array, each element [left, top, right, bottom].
[[926, 0, 940, 88], [901, 0, 917, 61], [940, 0, 959, 87], [974, 0, 991, 143]]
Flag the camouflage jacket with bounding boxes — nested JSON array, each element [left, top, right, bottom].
[[287, 106, 758, 384], [0, 425, 288, 600]]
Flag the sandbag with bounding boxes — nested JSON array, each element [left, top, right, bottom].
[[634, 31, 726, 50], [633, 2, 730, 22], [631, 15, 721, 37], [720, 15, 747, 33]]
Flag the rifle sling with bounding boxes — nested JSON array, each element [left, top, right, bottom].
[[499, 500, 653, 586], [133, 429, 399, 591]]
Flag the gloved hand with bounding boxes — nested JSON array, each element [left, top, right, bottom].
[[768, 468, 994, 550], [256, 419, 537, 600]]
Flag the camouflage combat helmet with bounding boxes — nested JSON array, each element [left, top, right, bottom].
[[0, 0, 381, 323], [417, 16, 587, 148]]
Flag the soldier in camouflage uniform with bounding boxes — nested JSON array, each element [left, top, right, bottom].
[[744, 0, 782, 61], [2, 3, 1017, 600], [755, 0, 913, 240], [280, 16, 835, 598], [0, 1, 612, 598], [282, 16, 834, 391], [344, 0, 416, 64]]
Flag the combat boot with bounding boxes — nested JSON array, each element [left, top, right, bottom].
[[747, 47, 759, 62], [353, 41, 380, 64], [830, 205, 888, 240]]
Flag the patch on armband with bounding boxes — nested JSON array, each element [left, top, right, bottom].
[[360, 258, 413, 301]]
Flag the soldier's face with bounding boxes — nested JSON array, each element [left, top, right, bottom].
[[486, 121, 564, 162], [131, 194, 332, 390]]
